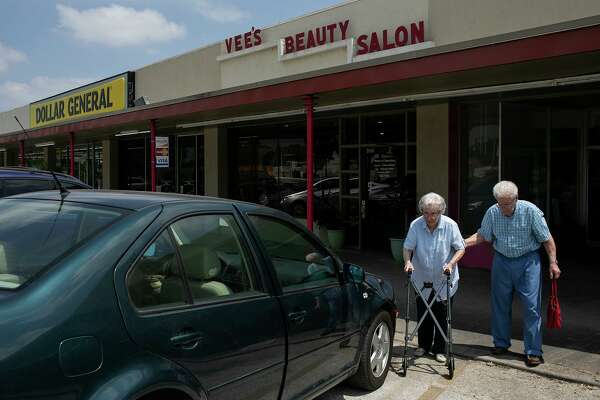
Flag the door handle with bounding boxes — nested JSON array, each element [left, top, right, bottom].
[[170, 330, 203, 350], [288, 310, 307, 324]]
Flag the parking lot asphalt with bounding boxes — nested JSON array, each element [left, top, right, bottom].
[[338, 248, 600, 387]]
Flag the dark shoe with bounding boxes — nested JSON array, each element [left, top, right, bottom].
[[525, 355, 544, 367], [491, 346, 508, 355]]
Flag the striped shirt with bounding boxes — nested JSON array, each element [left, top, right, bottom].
[[478, 200, 550, 258], [404, 215, 464, 300]]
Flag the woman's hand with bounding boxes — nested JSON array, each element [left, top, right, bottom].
[[442, 263, 453, 275]]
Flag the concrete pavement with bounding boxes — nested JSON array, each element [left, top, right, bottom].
[[338, 248, 600, 388]]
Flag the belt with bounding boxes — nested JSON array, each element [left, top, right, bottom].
[[422, 282, 433, 289]]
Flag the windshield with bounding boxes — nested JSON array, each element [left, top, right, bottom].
[[0, 199, 127, 289]]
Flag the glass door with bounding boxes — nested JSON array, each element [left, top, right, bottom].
[[119, 138, 148, 191], [587, 110, 600, 244], [177, 135, 204, 195]]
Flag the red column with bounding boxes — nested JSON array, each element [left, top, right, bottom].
[[150, 119, 157, 192], [69, 132, 75, 176], [19, 140, 25, 167], [304, 96, 314, 232]]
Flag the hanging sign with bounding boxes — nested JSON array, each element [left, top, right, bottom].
[[156, 137, 169, 168]]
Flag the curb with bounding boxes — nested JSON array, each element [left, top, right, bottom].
[[464, 353, 600, 388]]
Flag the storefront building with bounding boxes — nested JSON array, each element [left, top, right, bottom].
[[1, 0, 600, 260]]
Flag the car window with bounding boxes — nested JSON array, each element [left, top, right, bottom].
[[129, 214, 261, 310], [0, 199, 127, 289], [2, 179, 54, 197], [170, 214, 260, 302], [127, 230, 186, 309], [248, 215, 338, 291]]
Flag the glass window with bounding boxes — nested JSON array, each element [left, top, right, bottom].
[[0, 199, 126, 289], [171, 214, 259, 302], [248, 215, 338, 290], [128, 230, 186, 309], [460, 102, 500, 234], [2, 179, 54, 197], [502, 103, 548, 211]]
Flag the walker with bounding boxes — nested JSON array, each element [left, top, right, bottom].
[[400, 270, 455, 378]]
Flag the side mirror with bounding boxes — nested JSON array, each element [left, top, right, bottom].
[[343, 263, 365, 283]]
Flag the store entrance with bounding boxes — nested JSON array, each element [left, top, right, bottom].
[[118, 138, 148, 191], [177, 135, 204, 195], [340, 112, 417, 249]]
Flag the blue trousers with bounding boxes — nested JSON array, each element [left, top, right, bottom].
[[491, 251, 542, 356]]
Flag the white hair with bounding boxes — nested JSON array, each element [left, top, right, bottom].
[[493, 181, 518, 200], [418, 192, 446, 214]]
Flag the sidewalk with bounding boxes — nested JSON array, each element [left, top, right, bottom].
[[338, 248, 600, 387], [394, 320, 600, 387]]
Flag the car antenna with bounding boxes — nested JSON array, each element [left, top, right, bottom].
[[14, 115, 69, 200], [50, 170, 70, 199]]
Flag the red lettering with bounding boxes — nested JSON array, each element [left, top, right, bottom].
[[225, 37, 233, 53], [369, 32, 381, 53], [339, 20, 349, 40], [285, 36, 294, 54], [326, 23, 336, 42], [382, 29, 395, 50], [296, 32, 305, 51], [234, 34, 242, 51], [254, 29, 262, 45], [244, 31, 252, 48], [411, 21, 425, 44], [306, 29, 316, 49], [395, 26, 408, 46], [316, 26, 327, 45], [356, 34, 368, 55]]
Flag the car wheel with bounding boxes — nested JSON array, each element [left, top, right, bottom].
[[348, 311, 392, 390]]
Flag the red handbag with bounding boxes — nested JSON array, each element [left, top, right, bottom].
[[546, 279, 562, 329]]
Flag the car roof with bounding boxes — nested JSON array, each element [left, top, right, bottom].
[[6, 189, 264, 211], [0, 167, 86, 183]]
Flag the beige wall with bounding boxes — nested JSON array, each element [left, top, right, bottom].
[[0, 106, 29, 135], [135, 44, 222, 104], [430, 0, 600, 46], [416, 102, 449, 201], [220, 0, 428, 88]]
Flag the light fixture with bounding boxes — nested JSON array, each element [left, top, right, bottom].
[[115, 129, 150, 137], [34, 141, 55, 148], [0, 148, 6, 152], [377, 121, 383, 124], [379, 132, 385, 136]]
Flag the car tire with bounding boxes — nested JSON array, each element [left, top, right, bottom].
[[348, 311, 392, 391]]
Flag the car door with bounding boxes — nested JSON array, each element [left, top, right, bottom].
[[244, 211, 362, 400], [117, 203, 286, 400]]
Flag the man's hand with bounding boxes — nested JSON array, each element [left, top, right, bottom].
[[549, 262, 561, 279], [404, 260, 414, 273]]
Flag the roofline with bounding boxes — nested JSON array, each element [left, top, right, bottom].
[[2, 22, 600, 144]]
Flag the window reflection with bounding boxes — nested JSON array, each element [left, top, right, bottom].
[[460, 102, 499, 234]]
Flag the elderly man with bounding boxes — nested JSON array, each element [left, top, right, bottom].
[[404, 193, 465, 363], [465, 181, 561, 367]]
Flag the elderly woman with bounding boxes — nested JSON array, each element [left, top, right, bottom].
[[403, 192, 465, 363]]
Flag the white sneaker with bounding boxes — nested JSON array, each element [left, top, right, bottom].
[[435, 353, 447, 363], [414, 347, 426, 357]]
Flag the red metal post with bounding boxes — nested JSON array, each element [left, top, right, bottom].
[[150, 119, 157, 192], [69, 132, 75, 176], [19, 140, 25, 167], [304, 95, 314, 232]]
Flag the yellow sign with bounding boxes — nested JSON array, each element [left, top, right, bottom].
[[30, 76, 127, 128]]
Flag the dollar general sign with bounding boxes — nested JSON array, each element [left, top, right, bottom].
[[30, 76, 127, 128]]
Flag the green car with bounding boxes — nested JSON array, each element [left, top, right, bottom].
[[0, 190, 396, 400]]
